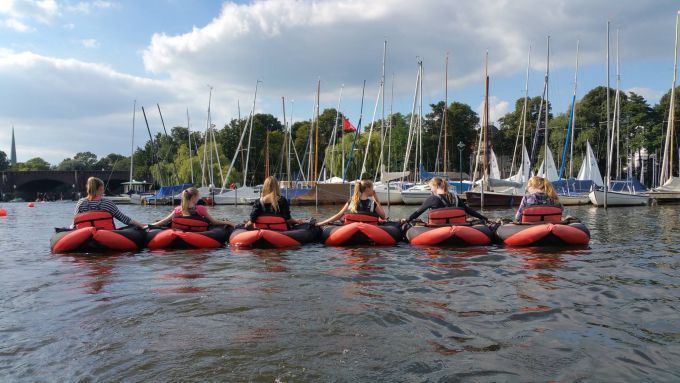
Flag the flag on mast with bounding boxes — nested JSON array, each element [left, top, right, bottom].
[[342, 116, 357, 133]]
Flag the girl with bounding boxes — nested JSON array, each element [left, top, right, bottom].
[[317, 179, 386, 225], [152, 187, 235, 227], [74, 177, 145, 228], [514, 176, 561, 221], [246, 176, 304, 228], [403, 177, 487, 223]]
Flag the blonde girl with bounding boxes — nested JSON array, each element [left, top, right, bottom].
[[246, 176, 303, 228], [317, 179, 386, 225], [152, 187, 235, 227], [514, 176, 561, 221]]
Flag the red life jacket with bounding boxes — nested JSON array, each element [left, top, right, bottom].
[[171, 215, 210, 232], [428, 207, 467, 225], [520, 205, 563, 223], [74, 211, 115, 230], [343, 213, 380, 225], [253, 215, 289, 231]]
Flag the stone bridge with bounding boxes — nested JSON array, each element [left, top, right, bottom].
[[0, 170, 139, 201]]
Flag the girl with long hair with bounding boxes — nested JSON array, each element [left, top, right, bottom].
[[246, 176, 304, 228], [402, 177, 487, 223], [152, 187, 235, 227], [514, 176, 561, 221], [73, 177, 145, 228], [316, 179, 386, 225]]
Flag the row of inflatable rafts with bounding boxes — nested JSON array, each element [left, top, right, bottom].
[[51, 206, 589, 253]]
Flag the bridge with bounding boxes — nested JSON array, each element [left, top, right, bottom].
[[0, 170, 143, 201]]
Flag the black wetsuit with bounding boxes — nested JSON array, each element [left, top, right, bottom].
[[250, 197, 292, 222], [407, 193, 487, 222]]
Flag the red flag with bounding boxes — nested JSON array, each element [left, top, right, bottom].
[[342, 116, 357, 133]]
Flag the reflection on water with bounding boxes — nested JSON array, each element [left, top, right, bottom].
[[1, 203, 680, 381]]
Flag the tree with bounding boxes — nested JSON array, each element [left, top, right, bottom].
[[0, 150, 8, 171], [22, 157, 51, 170]]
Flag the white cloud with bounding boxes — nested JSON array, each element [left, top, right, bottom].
[[0, 0, 59, 24], [80, 38, 99, 48], [478, 96, 510, 126], [626, 87, 665, 104], [62, 22, 74, 29], [1, 18, 32, 32], [65, 0, 115, 14]]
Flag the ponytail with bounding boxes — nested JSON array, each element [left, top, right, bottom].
[[261, 176, 281, 212], [430, 176, 456, 205], [349, 179, 372, 213], [180, 187, 199, 216]]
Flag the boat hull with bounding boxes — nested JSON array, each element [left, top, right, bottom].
[[464, 191, 523, 207], [559, 194, 591, 206], [588, 190, 648, 206]]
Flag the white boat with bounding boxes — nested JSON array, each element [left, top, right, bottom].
[[588, 189, 648, 206], [647, 177, 680, 203], [213, 186, 260, 205], [373, 182, 403, 204], [401, 184, 432, 205], [560, 194, 591, 205], [103, 195, 132, 204]]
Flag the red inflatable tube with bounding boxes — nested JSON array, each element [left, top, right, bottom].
[[51, 227, 140, 253], [408, 225, 492, 246], [324, 222, 398, 246], [147, 229, 224, 249], [229, 230, 301, 248], [499, 223, 590, 246]]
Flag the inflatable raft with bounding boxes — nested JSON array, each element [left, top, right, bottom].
[[404, 207, 493, 246], [495, 206, 590, 246], [322, 213, 403, 246], [229, 215, 320, 248], [50, 211, 146, 253], [146, 216, 231, 249]]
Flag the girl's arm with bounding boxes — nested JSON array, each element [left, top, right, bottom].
[[514, 196, 527, 222], [151, 212, 175, 227], [374, 199, 386, 219], [203, 211, 236, 227], [316, 203, 349, 225]]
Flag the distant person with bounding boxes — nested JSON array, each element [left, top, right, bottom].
[[73, 177, 145, 229], [402, 177, 487, 223], [514, 176, 562, 221], [151, 187, 235, 228], [246, 176, 304, 229], [317, 179, 386, 225]]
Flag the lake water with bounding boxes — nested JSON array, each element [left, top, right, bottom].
[[1, 202, 679, 382]]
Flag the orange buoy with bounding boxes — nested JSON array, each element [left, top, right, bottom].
[[0, 208, 7, 216], [27, 202, 35, 208]]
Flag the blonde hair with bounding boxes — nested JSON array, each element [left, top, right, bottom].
[[527, 176, 559, 202], [349, 179, 372, 213], [180, 187, 199, 216], [261, 176, 281, 212], [86, 177, 104, 199], [429, 176, 456, 205]]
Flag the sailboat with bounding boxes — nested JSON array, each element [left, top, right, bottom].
[[589, 25, 649, 206], [465, 51, 524, 207], [213, 81, 262, 205], [648, 11, 680, 203]]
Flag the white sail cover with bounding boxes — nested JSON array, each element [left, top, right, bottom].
[[507, 144, 531, 184], [655, 176, 680, 192], [537, 146, 559, 182], [380, 165, 411, 183], [489, 148, 501, 180], [577, 141, 604, 186]]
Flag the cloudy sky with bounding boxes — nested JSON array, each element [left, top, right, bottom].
[[1, 0, 678, 164]]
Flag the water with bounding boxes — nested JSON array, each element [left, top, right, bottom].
[[1, 202, 679, 382]]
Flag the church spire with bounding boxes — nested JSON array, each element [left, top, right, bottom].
[[10, 125, 16, 166]]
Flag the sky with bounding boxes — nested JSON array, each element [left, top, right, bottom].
[[1, 0, 679, 165]]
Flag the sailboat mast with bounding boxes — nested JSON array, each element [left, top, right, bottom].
[[444, 53, 449, 174], [544, 36, 550, 178], [387, 73, 394, 175], [483, 52, 489, 188], [314, 80, 321, 183], [243, 80, 260, 187], [129, 100, 136, 184], [661, 11, 679, 184], [570, 40, 580, 179], [510, 46, 531, 179], [605, 21, 611, 208], [615, 29, 622, 179], [187, 108, 193, 184], [378, 41, 387, 178], [201, 86, 212, 187]]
